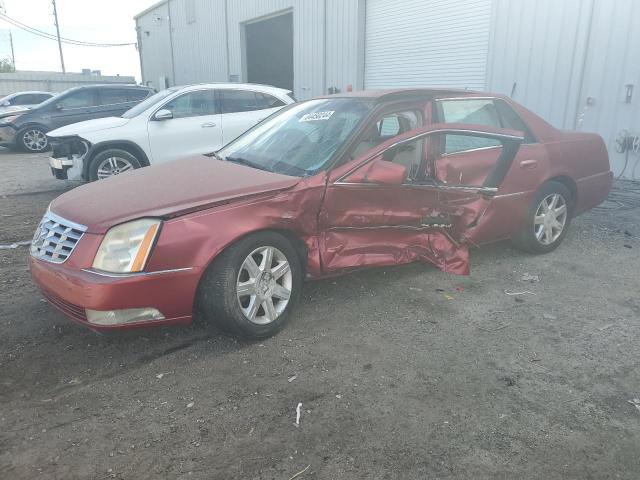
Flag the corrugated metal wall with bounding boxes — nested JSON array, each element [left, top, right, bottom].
[[486, 0, 591, 129], [486, 0, 640, 177], [364, 0, 492, 89], [577, 0, 640, 178], [136, 1, 173, 88], [137, 0, 362, 100], [168, 0, 228, 85]]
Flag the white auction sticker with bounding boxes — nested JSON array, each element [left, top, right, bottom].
[[299, 111, 335, 122]]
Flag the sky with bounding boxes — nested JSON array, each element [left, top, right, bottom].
[[0, 0, 159, 81]]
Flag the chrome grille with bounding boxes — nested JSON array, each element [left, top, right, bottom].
[[30, 211, 87, 263]]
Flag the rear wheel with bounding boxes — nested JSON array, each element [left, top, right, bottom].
[[18, 126, 49, 152], [88, 148, 142, 181], [512, 181, 573, 253], [197, 232, 303, 339]]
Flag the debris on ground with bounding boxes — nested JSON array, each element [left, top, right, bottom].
[[623, 244, 632, 249], [598, 323, 615, 331], [444, 294, 455, 300], [295, 402, 302, 426], [287, 374, 297, 383], [456, 286, 465, 293], [627, 398, 640, 413], [287, 464, 310, 480], [186, 402, 194, 409], [521, 273, 540, 283], [499, 376, 517, 387], [0, 240, 31, 249], [505, 290, 537, 296], [543, 313, 557, 320], [409, 287, 423, 292]]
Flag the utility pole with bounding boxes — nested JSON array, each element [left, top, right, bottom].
[[52, 0, 65, 73], [9, 30, 14, 68]]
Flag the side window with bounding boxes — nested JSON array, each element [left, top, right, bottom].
[[436, 99, 502, 154], [12, 94, 33, 105], [494, 100, 537, 143], [220, 90, 261, 113], [58, 90, 96, 109], [161, 90, 217, 119], [33, 94, 52, 104], [351, 110, 421, 160], [253, 92, 286, 110], [127, 89, 151, 102], [99, 89, 131, 106]]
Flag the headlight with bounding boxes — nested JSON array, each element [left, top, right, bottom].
[[92, 218, 161, 273]]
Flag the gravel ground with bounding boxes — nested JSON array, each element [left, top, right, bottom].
[[1, 150, 639, 479]]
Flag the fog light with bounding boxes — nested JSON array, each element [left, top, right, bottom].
[[85, 308, 165, 325]]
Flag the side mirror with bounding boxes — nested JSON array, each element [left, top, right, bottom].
[[153, 108, 173, 121], [346, 158, 407, 185]]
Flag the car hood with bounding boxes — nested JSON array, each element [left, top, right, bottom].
[[48, 117, 131, 137], [0, 108, 29, 119], [50, 156, 301, 233]]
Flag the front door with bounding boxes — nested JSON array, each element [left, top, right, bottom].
[[147, 89, 222, 165], [48, 88, 99, 129], [318, 125, 523, 275]]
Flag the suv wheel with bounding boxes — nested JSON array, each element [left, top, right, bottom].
[[89, 148, 142, 181], [18, 126, 49, 152]]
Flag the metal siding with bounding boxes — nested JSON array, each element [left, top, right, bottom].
[[136, 1, 174, 87], [226, 0, 325, 100], [485, 0, 590, 130], [325, 0, 362, 93], [364, 0, 492, 89], [577, 0, 640, 178], [168, 0, 228, 85]]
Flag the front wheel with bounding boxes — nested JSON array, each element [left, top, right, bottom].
[[18, 126, 49, 152], [511, 181, 573, 254], [88, 148, 142, 181], [197, 232, 303, 339]]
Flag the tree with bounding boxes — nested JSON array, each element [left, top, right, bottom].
[[0, 57, 15, 73]]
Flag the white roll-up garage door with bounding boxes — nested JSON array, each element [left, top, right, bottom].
[[364, 0, 492, 90]]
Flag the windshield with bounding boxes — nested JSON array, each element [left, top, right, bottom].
[[122, 88, 178, 118], [217, 98, 373, 177]]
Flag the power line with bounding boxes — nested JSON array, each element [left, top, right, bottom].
[[0, 13, 136, 47]]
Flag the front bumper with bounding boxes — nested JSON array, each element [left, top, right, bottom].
[[30, 256, 202, 332], [49, 155, 84, 180]]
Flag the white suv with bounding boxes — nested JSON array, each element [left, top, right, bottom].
[[48, 83, 295, 181]]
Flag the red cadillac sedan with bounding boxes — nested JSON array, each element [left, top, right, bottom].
[[30, 89, 612, 338]]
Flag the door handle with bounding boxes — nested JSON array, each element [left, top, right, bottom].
[[519, 159, 538, 169], [201, 122, 217, 128]]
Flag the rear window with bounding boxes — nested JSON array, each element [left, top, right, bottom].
[[127, 89, 151, 101], [100, 89, 131, 105]]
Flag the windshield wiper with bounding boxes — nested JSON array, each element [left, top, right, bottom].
[[226, 156, 272, 173]]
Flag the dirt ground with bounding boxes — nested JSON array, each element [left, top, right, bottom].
[[1, 150, 639, 479]]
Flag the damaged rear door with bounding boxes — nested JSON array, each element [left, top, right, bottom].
[[318, 123, 523, 275]]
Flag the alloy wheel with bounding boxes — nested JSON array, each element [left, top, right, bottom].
[[22, 129, 47, 152], [236, 246, 292, 325], [534, 193, 567, 245], [96, 156, 135, 179]]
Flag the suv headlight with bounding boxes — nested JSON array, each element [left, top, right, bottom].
[[92, 219, 161, 273]]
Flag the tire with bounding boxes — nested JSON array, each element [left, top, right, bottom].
[[88, 148, 142, 181], [197, 231, 303, 339], [17, 126, 49, 153], [511, 181, 573, 254]]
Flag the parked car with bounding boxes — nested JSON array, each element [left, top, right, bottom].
[[30, 89, 612, 338], [47, 83, 295, 181], [0, 84, 153, 153], [0, 91, 53, 114]]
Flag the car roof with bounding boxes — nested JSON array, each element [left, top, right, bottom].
[[175, 83, 293, 95], [65, 84, 152, 92], [5, 90, 52, 96], [318, 88, 488, 102]]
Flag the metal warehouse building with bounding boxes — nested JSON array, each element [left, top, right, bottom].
[[135, 0, 640, 177]]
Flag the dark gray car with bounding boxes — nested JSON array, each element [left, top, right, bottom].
[[0, 84, 154, 152]]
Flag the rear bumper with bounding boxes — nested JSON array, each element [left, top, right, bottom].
[[575, 170, 613, 214], [30, 256, 202, 332]]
